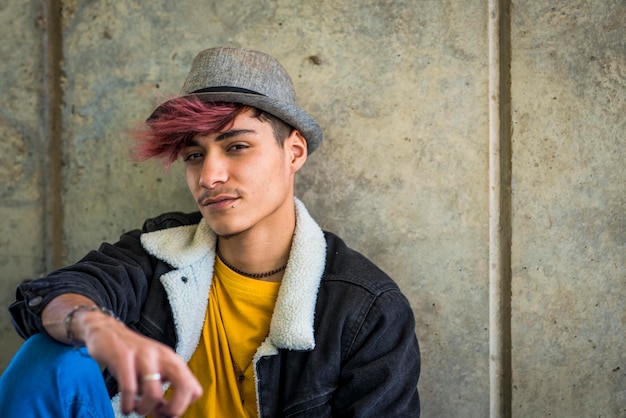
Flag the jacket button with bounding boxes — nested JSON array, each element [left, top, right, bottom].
[[28, 296, 43, 307], [181, 277, 188, 283]]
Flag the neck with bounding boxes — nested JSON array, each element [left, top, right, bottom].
[[216, 246, 287, 279], [217, 209, 295, 282]]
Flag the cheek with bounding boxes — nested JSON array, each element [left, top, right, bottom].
[[185, 167, 199, 193], [260, 161, 291, 196]]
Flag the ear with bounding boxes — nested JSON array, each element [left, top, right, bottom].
[[286, 130, 308, 173]]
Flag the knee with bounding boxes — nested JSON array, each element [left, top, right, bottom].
[[0, 334, 112, 417], [1, 333, 101, 386]]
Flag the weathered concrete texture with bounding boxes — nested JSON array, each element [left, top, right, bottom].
[[2, 0, 622, 416], [55, 1, 490, 416], [289, 3, 490, 416], [59, 0, 199, 260], [0, 0, 46, 371], [511, 1, 626, 416]]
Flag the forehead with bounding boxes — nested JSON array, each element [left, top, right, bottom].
[[188, 110, 273, 144]]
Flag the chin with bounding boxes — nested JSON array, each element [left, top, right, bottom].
[[204, 219, 247, 239]]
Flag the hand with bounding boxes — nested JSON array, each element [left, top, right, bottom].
[[42, 294, 202, 417], [79, 311, 203, 416]]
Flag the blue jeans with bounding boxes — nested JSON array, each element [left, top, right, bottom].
[[0, 333, 114, 418]]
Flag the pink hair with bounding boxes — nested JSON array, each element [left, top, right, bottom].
[[132, 97, 245, 167]]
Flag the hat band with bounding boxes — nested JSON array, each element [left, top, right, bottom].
[[190, 86, 266, 96]]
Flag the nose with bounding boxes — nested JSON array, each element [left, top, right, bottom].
[[199, 153, 228, 189]]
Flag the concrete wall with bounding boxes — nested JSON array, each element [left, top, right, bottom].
[[0, 0, 49, 372], [0, 1, 623, 416], [511, 2, 625, 417]]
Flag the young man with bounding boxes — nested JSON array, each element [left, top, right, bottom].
[[0, 47, 420, 417]]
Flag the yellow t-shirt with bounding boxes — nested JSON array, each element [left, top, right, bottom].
[[178, 255, 281, 418]]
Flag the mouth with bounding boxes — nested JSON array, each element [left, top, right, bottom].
[[199, 194, 239, 210]]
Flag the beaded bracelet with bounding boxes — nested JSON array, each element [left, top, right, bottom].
[[64, 304, 119, 348]]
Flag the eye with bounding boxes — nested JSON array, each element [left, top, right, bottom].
[[227, 143, 249, 152], [182, 152, 203, 162]]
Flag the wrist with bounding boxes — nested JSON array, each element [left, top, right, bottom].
[[64, 304, 119, 348]]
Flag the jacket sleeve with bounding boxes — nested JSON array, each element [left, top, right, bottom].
[[8, 211, 201, 339], [333, 288, 421, 417]]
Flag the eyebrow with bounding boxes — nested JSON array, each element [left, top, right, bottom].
[[215, 129, 256, 142], [186, 129, 257, 147]]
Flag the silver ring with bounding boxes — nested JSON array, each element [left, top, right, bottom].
[[141, 373, 162, 382]]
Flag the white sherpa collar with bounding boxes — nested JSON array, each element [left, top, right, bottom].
[[267, 198, 327, 350], [140, 216, 216, 268]]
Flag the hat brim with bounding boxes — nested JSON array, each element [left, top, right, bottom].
[[148, 92, 323, 154]]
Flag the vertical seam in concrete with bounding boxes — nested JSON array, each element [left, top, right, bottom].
[[43, 0, 64, 270], [488, 0, 512, 417]]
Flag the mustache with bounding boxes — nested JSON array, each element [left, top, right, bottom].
[[196, 188, 243, 205]]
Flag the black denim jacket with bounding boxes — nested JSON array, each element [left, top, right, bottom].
[[10, 210, 420, 417]]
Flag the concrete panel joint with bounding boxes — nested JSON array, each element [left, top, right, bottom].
[[42, 0, 64, 270], [489, 0, 512, 417]]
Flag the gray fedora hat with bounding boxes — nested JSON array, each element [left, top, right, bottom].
[[149, 47, 323, 153]]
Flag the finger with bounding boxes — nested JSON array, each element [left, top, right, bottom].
[[118, 370, 137, 414], [112, 359, 139, 414], [159, 372, 203, 417], [134, 376, 165, 416]]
